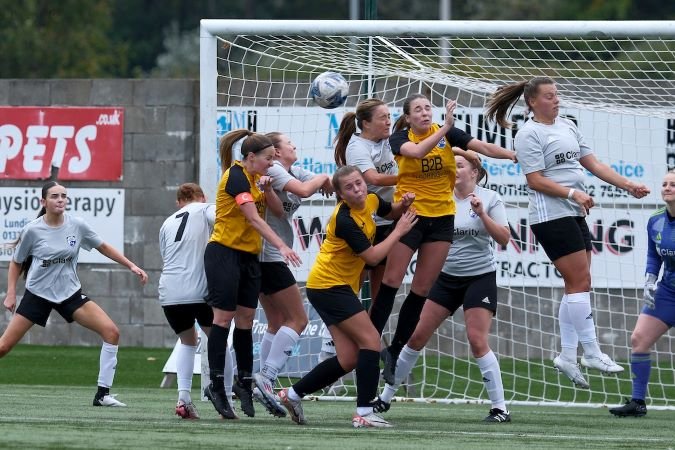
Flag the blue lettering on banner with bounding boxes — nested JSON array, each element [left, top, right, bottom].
[[325, 113, 339, 149], [297, 158, 338, 175]]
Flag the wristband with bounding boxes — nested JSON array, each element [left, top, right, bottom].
[[567, 188, 576, 199]]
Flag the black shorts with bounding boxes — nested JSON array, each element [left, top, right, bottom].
[[427, 271, 498, 315], [399, 214, 454, 251], [260, 261, 297, 295], [364, 224, 393, 270], [306, 286, 366, 326], [16, 289, 90, 327], [204, 242, 261, 311], [162, 303, 214, 334], [531, 216, 592, 262]]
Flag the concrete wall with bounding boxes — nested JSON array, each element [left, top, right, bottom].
[[0, 79, 199, 348]]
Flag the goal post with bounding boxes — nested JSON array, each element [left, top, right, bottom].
[[199, 19, 675, 408]]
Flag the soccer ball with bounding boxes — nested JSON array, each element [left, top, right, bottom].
[[310, 72, 348, 109]]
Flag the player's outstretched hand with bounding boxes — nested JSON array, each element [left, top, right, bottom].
[[626, 181, 650, 199], [130, 265, 148, 284], [281, 246, 302, 267], [444, 100, 456, 128], [393, 208, 418, 237]]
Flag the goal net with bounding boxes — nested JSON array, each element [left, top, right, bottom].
[[199, 20, 675, 408]]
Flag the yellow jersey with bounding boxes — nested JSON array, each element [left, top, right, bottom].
[[307, 194, 392, 294], [390, 124, 473, 217], [210, 161, 265, 254]]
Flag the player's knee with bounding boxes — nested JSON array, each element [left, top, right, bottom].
[[573, 272, 592, 292], [337, 353, 357, 371], [630, 329, 648, 352], [101, 323, 120, 344], [467, 332, 488, 356], [0, 340, 13, 358]]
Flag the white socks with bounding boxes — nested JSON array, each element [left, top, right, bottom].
[[97, 342, 118, 388], [475, 350, 506, 412], [380, 344, 420, 403], [260, 331, 275, 366], [558, 295, 579, 361], [176, 343, 197, 403], [566, 292, 602, 357], [288, 386, 301, 402], [261, 326, 299, 381]]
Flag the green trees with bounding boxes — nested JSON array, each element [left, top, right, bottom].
[[0, 0, 673, 79]]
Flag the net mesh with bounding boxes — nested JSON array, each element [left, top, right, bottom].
[[211, 31, 675, 407]]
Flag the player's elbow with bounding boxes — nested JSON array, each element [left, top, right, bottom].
[[359, 251, 381, 267]]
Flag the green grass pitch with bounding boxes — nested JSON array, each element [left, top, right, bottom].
[[0, 345, 673, 449]]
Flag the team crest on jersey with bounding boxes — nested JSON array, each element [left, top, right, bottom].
[[66, 235, 77, 247], [437, 137, 446, 149], [469, 209, 478, 218]]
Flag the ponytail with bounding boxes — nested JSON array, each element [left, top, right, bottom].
[[476, 163, 488, 187], [485, 77, 555, 128], [392, 115, 407, 132], [334, 112, 357, 167], [219, 129, 274, 171]]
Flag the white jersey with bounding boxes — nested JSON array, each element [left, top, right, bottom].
[[158, 202, 215, 306], [345, 134, 397, 226], [442, 186, 508, 277], [261, 161, 315, 263], [13, 213, 103, 303], [514, 117, 593, 224]]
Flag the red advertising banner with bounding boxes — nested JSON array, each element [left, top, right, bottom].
[[0, 107, 124, 180]]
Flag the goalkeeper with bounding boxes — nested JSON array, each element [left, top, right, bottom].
[[610, 171, 675, 417]]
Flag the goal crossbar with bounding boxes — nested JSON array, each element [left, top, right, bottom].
[[201, 19, 675, 38]]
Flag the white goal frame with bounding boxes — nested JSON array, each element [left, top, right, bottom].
[[198, 19, 675, 409]]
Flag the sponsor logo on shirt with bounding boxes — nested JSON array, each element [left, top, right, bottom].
[[377, 160, 395, 174], [40, 256, 74, 268]]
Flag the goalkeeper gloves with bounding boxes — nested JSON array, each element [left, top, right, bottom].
[[644, 273, 657, 309]]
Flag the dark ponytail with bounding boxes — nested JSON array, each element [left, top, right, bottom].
[[476, 163, 488, 187], [334, 112, 357, 167], [485, 77, 555, 128]]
